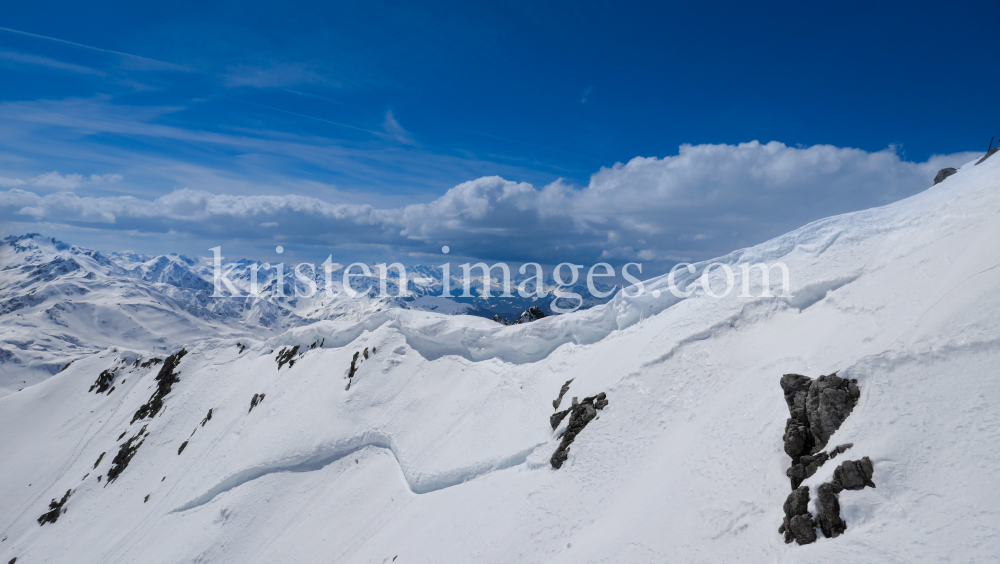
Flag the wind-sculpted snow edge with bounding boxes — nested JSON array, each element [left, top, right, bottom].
[[173, 431, 544, 512]]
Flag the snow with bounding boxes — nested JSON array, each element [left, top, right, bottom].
[[1, 155, 999, 562], [0, 238, 613, 395]]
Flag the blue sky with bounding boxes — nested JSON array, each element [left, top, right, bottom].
[[0, 0, 996, 268]]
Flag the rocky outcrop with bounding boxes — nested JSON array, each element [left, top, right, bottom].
[[815, 457, 876, 538], [829, 443, 853, 459], [249, 393, 265, 413], [785, 451, 829, 489], [831, 456, 876, 492], [815, 483, 845, 538], [493, 306, 547, 326], [781, 373, 860, 488], [275, 345, 300, 369], [933, 167, 958, 184], [976, 147, 998, 165], [552, 379, 574, 410], [37, 489, 71, 526], [107, 425, 148, 483], [779, 487, 816, 545], [550, 392, 609, 469], [778, 373, 874, 544], [89, 369, 116, 394], [139, 357, 162, 369], [131, 349, 187, 424], [515, 306, 546, 324]]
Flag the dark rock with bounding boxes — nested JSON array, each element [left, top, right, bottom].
[[131, 349, 186, 424], [816, 483, 846, 538], [933, 167, 958, 185], [805, 374, 859, 452], [346, 350, 361, 390], [829, 443, 853, 459], [107, 425, 148, 483], [552, 378, 574, 410], [513, 306, 547, 324], [89, 369, 116, 393], [491, 315, 511, 325], [117, 431, 127, 441], [139, 357, 162, 369], [144, 494, 149, 503], [200, 408, 213, 426], [813, 457, 874, 538], [550, 409, 570, 430], [37, 489, 71, 526], [779, 487, 816, 545], [782, 420, 811, 459], [977, 147, 998, 165], [831, 456, 876, 492], [550, 392, 608, 469], [363, 347, 369, 359], [249, 393, 265, 413], [10, 557, 17, 563], [275, 345, 300, 370], [781, 373, 860, 488], [786, 451, 829, 489], [93, 451, 105, 469], [177, 441, 188, 455]]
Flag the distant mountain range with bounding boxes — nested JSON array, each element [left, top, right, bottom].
[[0, 234, 614, 392]]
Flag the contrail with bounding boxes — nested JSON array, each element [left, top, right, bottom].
[[0, 26, 189, 71], [220, 97, 392, 137]]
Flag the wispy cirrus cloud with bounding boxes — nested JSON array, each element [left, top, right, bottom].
[[222, 62, 340, 89], [0, 50, 106, 76], [382, 110, 415, 145], [0, 171, 121, 190], [0, 26, 192, 72], [0, 96, 558, 203]]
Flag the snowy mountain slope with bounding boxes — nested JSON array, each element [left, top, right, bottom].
[[1, 155, 999, 563], [0, 236, 258, 394], [0, 236, 613, 394]]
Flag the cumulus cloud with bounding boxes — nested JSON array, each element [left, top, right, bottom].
[[0, 142, 980, 264], [28, 171, 122, 189]]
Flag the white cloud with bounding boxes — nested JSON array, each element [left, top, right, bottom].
[[0, 142, 981, 263]]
